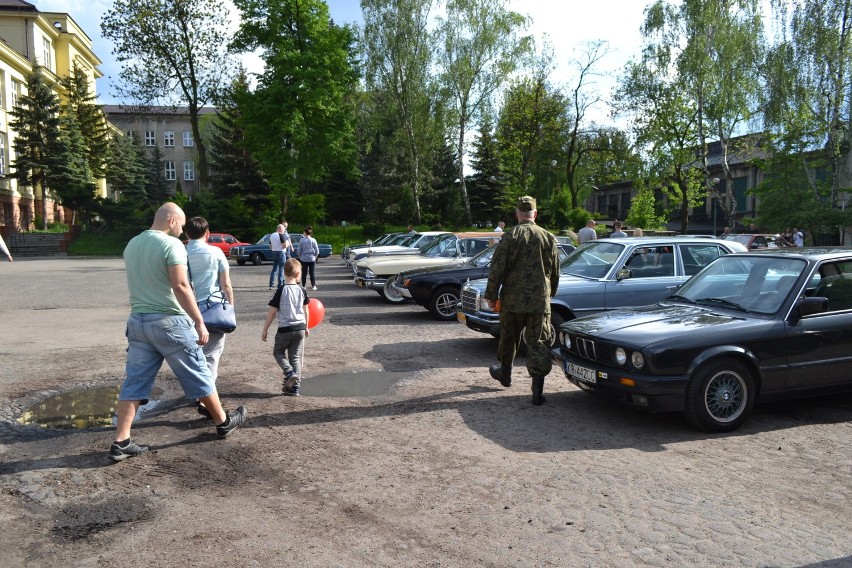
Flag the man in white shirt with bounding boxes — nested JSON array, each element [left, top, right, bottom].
[[269, 224, 291, 289], [494, 221, 505, 232], [578, 220, 597, 244]]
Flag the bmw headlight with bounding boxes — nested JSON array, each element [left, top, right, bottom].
[[615, 348, 627, 366], [560, 331, 570, 349], [631, 352, 645, 369], [365, 269, 375, 279]]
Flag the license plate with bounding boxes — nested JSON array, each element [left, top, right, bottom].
[[567, 362, 596, 384], [457, 311, 466, 324]]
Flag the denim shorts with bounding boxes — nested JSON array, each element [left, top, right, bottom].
[[122, 313, 216, 401]]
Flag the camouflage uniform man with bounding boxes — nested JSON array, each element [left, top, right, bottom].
[[484, 196, 560, 405]]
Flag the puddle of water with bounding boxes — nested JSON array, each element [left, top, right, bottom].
[[302, 370, 411, 397], [17, 386, 164, 429]]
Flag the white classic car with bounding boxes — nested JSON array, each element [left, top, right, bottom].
[[354, 232, 502, 302]]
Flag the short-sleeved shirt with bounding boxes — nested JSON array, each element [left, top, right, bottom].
[[124, 229, 187, 315], [269, 283, 309, 329], [270, 232, 285, 252], [578, 226, 597, 243], [485, 221, 560, 313], [186, 239, 229, 300]]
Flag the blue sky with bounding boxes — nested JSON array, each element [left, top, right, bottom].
[[32, 0, 646, 120]]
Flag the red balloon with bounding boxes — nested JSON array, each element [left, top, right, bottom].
[[307, 297, 325, 329]]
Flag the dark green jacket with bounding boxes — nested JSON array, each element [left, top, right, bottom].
[[484, 221, 560, 313]]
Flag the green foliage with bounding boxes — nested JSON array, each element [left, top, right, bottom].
[[67, 226, 132, 256], [566, 207, 593, 233], [231, 0, 359, 218], [625, 187, 668, 231], [467, 116, 507, 225], [9, 68, 60, 230], [49, 109, 97, 225], [102, 0, 232, 190], [286, 193, 327, 228], [59, 65, 110, 179]]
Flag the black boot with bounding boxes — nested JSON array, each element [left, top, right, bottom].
[[489, 364, 512, 387], [531, 375, 546, 405]]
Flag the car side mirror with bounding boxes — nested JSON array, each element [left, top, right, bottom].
[[797, 296, 828, 317], [616, 268, 632, 281]]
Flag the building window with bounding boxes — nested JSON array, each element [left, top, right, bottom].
[[42, 37, 52, 70], [0, 71, 5, 109], [125, 130, 135, 140], [10, 80, 20, 109], [163, 131, 174, 147], [0, 133, 6, 176], [183, 161, 195, 181], [145, 131, 155, 146], [164, 161, 176, 181], [183, 131, 194, 147]]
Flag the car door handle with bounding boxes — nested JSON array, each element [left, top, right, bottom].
[[665, 285, 679, 290]]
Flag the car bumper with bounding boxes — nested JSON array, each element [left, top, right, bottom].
[[391, 283, 413, 299], [456, 309, 500, 335], [550, 348, 688, 412], [355, 276, 387, 290]]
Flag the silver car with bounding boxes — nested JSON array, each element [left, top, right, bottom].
[[457, 236, 748, 341]]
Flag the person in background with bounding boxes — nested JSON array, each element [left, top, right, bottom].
[[793, 227, 804, 247], [262, 258, 310, 396], [484, 196, 560, 406], [268, 224, 289, 290], [298, 227, 320, 290], [633, 228, 643, 237], [494, 221, 505, 232], [609, 220, 627, 238], [0, 234, 12, 262], [111, 202, 247, 462], [578, 219, 597, 243], [407, 225, 416, 233], [185, 216, 234, 417]]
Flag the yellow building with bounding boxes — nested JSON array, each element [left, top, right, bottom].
[[0, 0, 105, 235]]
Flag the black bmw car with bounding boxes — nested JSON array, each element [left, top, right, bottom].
[[552, 248, 852, 432], [391, 242, 574, 320]]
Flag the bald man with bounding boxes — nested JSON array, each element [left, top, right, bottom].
[[111, 203, 247, 462]]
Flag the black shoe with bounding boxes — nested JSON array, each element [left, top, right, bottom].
[[489, 364, 512, 387], [196, 402, 212, 419], [109, 439, 149, 462], [283, 386, 300, 397], [531, 375, 546, 406], [216, 406, 248, 439]]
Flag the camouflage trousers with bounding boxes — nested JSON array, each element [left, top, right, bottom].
[[496, 311, 553, 378]]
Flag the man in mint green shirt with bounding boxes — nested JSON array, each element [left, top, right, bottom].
[[110, 202, 247, 462]]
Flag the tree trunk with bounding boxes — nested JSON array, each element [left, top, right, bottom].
[[457, 122, 472, 226]]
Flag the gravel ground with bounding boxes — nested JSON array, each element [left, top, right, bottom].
[[0, 256, 851, 567]]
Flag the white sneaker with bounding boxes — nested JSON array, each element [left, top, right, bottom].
[[311, 286, 318, 291]]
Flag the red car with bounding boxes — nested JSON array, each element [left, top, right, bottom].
[[200, 233, 250, 254]]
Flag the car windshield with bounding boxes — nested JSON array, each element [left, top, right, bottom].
[[673, 256, 807, 314], [419, 235, 457, 257], [467, 244, 497, 267], [560, 241, 626, 279], [722, 234, 752, 246], [256, 234, 271, 245]]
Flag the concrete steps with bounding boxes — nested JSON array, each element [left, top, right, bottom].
[[8, 233, 68, 257]]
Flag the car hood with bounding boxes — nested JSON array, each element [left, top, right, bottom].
[[564, 303, 749, 345], [361, 255, 467, 274], [400, 262, 479, 278]]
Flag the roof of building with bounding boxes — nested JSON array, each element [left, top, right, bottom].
[[0, 0, 38, 12]]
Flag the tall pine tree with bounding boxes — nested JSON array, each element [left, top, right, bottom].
[[467, 117, 506, 226], [9, 69, 60, 229]]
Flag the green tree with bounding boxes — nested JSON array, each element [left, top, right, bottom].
[[760, 0, 852, 232], [48, 110, 97, 226], [496, 75, 564, 200], [362, 0, 440, 224], [625, 185, 669, 231], [231, 0, 359, 219], [207, 70, 272, 235], [9, 68, 60, 230], [467, 116, 506, 224], [102, 0, 233, 192], [60, 65, 110, 179], [436, 0, 529, 225], [145, 145, 171, 205], [105, 133, 148, 202]]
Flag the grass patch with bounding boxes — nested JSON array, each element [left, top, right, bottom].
[[67, 230, 129, 256]]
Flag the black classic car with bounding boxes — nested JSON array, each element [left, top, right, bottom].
[[551, 248, 852, 432], [391, 243, 574, 320]]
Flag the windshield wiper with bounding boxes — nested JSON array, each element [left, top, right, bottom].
[[667, 294, 696, 304], [695, 297, 751, 312]]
